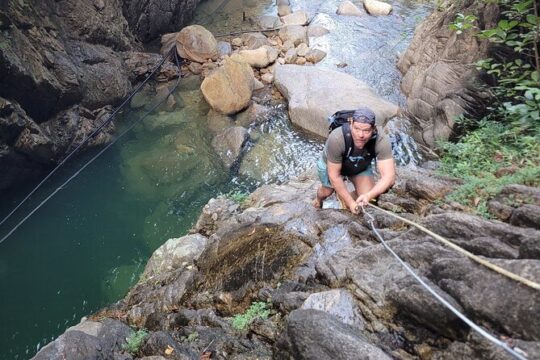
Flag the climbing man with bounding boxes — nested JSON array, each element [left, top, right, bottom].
[[314, 107, 396, 214]]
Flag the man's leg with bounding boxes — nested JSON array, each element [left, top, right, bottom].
[[350, 166, 375, 202], [315, 158, 335, 208]]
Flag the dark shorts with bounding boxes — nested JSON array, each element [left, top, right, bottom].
[[317, 158, 374, 188]]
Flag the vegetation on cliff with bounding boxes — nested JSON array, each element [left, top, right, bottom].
[[439, 0, 540, 216]]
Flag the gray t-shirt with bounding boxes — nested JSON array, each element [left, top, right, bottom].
[[322, 126, 393, 164]]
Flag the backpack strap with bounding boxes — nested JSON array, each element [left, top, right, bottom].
[[341, 123, 354, 158]]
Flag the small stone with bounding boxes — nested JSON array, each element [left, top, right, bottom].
[[211, 213, 218, 221], [232, 37, 243, 47], [261, 73, 274, 84], [277, 57, 285, 65], [93, 0, 105, 11], [284, 48, 297, 64], [295, 57, 307, 65], [296, 43, 310, 57]]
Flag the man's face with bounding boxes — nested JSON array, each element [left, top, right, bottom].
[[350, 121, 374, 148]]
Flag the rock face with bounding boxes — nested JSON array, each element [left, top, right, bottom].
[[274, 65, 399, 137], [122, 0, 202, 43], [397, 1, 498, 147], [33, 165, 540, 359]]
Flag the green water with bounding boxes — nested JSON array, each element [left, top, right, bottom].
[[0, 0, 432, 358]]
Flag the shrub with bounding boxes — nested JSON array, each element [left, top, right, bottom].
[[231, 301, 271, 330], [122, 329, 148, 354]]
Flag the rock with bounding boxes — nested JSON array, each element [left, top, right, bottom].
[[305, 49, 327, 64], [276, 0, 290, 5], [274, 65, 399, 137], [211, 126, 249, 169], [201, 58, 255, 114], [307, 25, 329, 37], [139, 331, 193, 359], [337, 1, 363, 16], [284, 48, 298, 64], [510, 204, 540, 229], [258, 15, 282, 30], [296, 43, 310, 57], [231, 37, 243, 47], [217, 41, 232, 57], [160, 32, 178, 56], [142, 234, 208, 279], [261, 73, 274, 84], [278, 25, 308, 46], [253, 79, 265, 90], [250, 318, 279, 342], [519, 238, 540, 259], [175, 25, 219, 63], [14, 122, 55, 163], [194, 197, 240, 236], [231, 45, 279, 68], [397, 2, 496, 147], [295, 57, 307, 65], [275, 309, 391, 359], [281, 39, 295, 52], [241, 32, 270, 50], [301, 289, 364, 327], [206, 110, 234, 134], [278, 4, 292, 17], [235, 103, 273, 128], [281, 11, 309, 26], [430, 257, 540, 340], [188, 62, 203, 75], [363, 0, 393, 16], [123, 0, 199, 42]]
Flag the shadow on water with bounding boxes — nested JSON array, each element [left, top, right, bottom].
[[0, 0, 432, 358]]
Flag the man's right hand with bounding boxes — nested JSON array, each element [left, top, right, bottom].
[[347, 200, 359, 214]]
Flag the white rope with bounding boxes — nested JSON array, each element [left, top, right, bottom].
[[361, 206, 529, 360]]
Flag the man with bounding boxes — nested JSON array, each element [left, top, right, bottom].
[[314, 107, 396, 214]]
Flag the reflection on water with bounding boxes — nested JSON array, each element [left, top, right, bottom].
[[0, 0, 432, 358]]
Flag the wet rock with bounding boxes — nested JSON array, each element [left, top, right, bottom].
[[305, 49, 327, 64], [337, 1, 363, 16], [274, 65, 398, 137], [201, 58, 255, 114], [275, 309, 391, 359], [281, 11, 309, 26], [258, 15, 282, 30], [206, 110, 234, 134], [430, 257, 540, 340], [301, 289, 364, 328], [211, 126, 249, 169], [231, 46, 279, 68], [241, 32, 271, 50], [142, 234, 208, 279], [364, 0, 393, 16], [307, 25, 329, 37], [235, 103, 272, 128], [175, 25, 219, 63], [278, 25, 308, 46]]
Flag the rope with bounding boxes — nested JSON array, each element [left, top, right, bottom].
[[0, 50, 185, 244], [0, 46, 177, 230], [361, 206, 529, 360], [365, 203, 540, 291]]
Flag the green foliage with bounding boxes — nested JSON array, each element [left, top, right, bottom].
[[439, 0, 539, 216], [231, 301, 271, 330], [449, 13, 478, 34], [187, 332, 199, 342], [122, 329, 148, 355], [224, 190, 250, 205]]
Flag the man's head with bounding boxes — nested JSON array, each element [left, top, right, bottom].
[[349, 107, 376, 148]]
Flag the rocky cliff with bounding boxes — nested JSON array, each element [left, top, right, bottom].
[[0, 0, 198, 192], [397, 0, 499, 148]]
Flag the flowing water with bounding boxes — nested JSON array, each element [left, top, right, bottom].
[[0, 0, 432, 358]]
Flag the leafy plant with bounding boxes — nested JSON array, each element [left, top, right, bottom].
[[224, 190, 250, 205], [449, 13, 478, 34], [123, 329, 148, 354], [231, 301, 271, 330]]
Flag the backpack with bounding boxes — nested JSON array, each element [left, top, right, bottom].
[[328, 110, 356, 133]]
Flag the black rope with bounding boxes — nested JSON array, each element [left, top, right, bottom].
[[0, 48, 185, 243]]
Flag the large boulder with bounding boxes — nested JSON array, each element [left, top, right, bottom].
[[175, 25, 219, 63], [275, 309, 391, 359], [211, 126, 249, 169], [201, 58, 255, 114], [231, 46, 279, 68], [274, 65, 399, 137], [363, 0, 392, 16]]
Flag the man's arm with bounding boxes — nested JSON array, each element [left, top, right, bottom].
[[327, 161, 359, 214], [356, 158, 396, 206]]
